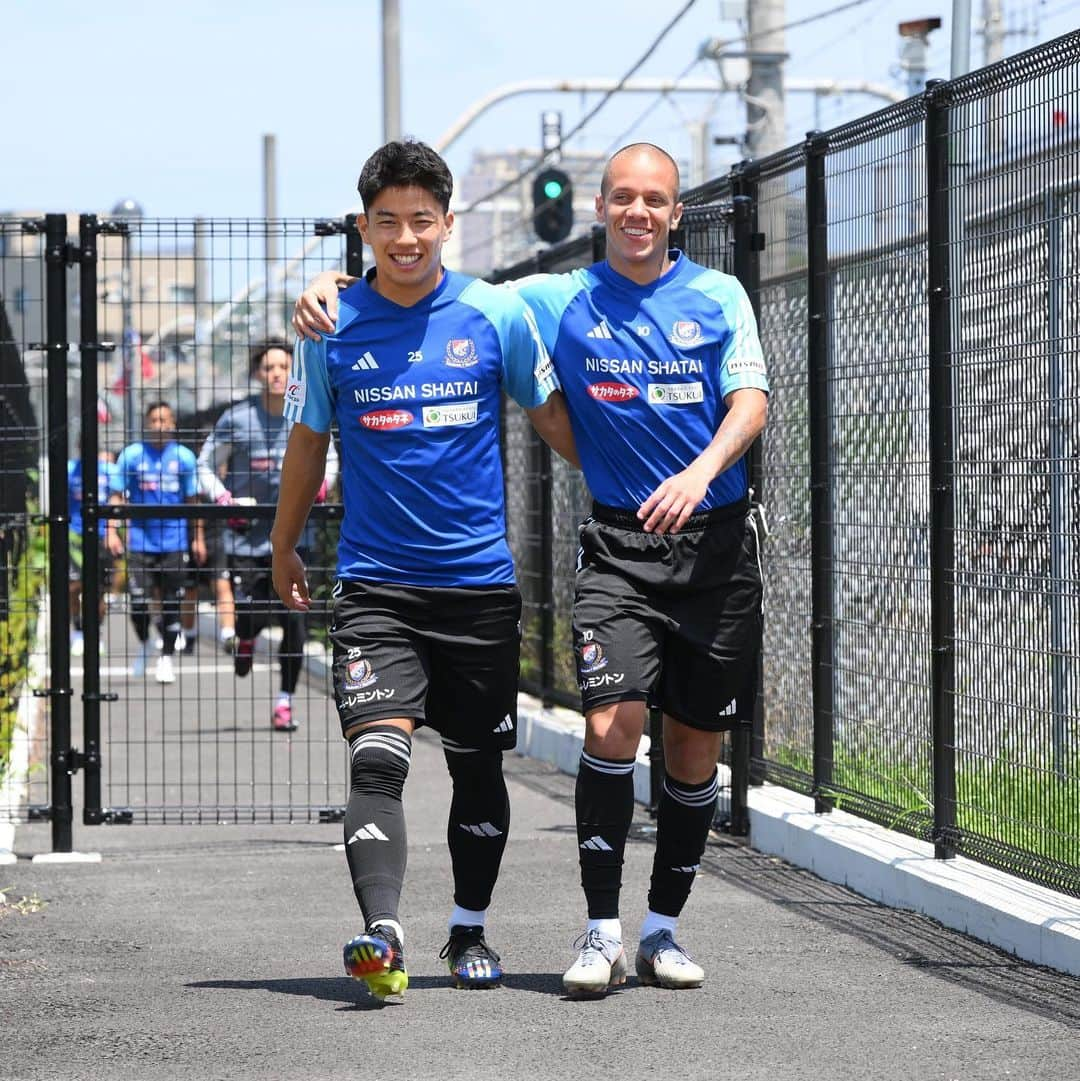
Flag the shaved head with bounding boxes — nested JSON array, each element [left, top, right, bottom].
[[601, 143, 681, 198]]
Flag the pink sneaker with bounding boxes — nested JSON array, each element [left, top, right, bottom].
[[272, 702, 297, 732]]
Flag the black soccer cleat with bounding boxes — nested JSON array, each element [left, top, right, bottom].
[[438, 924, 503, 989]]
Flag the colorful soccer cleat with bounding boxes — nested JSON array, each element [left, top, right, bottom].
[[343, 925, 408, 999], [438, 925, 503, 989], [271, 701, 297, 732]]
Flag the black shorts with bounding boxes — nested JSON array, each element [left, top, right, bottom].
[[193, 518, 230, 584], [69, 530, 112, 589], [228, 554, 302, 626], [573, 500, 762, 732], [126, 549, 190, 601], [329, 579, 522, 747]]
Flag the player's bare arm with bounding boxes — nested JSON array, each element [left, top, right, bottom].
[[638, 387, 768, 535], [525, 391, 580, 469], [291, 270, 357, 340], [270, 423, 331, 611]]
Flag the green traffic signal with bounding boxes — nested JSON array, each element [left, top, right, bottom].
[[543, 179, 564, 200]]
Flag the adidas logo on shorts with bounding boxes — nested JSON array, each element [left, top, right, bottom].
[[492, 715, 514, 734]]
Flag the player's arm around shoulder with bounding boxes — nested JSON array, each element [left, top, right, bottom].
[[496, 287, 580, 469]]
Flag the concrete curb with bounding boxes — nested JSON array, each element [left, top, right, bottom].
[[515, 694, 1080, 978]]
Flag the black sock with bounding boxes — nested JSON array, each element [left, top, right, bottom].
[[647, 770, 718, 917], [575, 751, 636, 920], [344, 725, 412, 926], [444, 746, 510, 912]]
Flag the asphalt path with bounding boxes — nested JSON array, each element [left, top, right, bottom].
[[3, 628, 1080, 1079]]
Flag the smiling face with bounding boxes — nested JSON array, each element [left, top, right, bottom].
[[597, 145, 683, 285], [359, 184, 453, 307]]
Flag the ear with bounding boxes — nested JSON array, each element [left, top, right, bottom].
[[671, 200, 684, 231], [357, 213, 370, 245], [594, 193, 604, 222], [444, 209, 454, 238]]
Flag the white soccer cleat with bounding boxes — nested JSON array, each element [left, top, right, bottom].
[[154, 654, 176, 684], [635, 929, 704, 989], [562, 929, 627, 998]]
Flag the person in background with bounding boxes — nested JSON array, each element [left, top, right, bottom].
[[68, 442, 115, 657], [197, 339, 339, 732], [107, 401, 204, 685]]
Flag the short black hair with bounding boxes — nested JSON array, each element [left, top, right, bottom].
[[144, 399, 174, 418], [357, 140, 453, 213], [249, 338, 292, 376]]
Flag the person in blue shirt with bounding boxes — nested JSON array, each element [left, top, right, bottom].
[[107, 401, 204, 685], [293, 142, 769, 1000], [272, 140, 577, 1001], [67, 442, 115, 657]]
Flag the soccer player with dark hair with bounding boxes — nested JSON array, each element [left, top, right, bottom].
[[108, 401, 204, 685], [272, 139, 577, 999], [293, 141, 769, 999]]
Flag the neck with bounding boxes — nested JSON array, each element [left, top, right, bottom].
[[371, 265, 445, 308], [608, 248, 674, 286], [262, 390, 285, 417]]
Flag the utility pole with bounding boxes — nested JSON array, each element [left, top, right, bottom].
[[951, 0, 972, 77], [745, 0, 787, 161], [262, 133, 278, 334], [983, 0, 1006, 64], [382, 0, 402, 142]]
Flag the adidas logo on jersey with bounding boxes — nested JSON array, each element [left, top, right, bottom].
[[459, 822, 504, 837], [586, 322, 613, 339], [351, 351, 379, 371], [580, 836, 614, 851], [346, 822, 389, 843], [492, 715, 514, 734]]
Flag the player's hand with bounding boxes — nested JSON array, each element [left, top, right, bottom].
[[291, 272, 343, 341], [637, 465, 712, 535], [191, 536, 207, 566], [272, 546, 311, 611], [314, 480, 328, 504], [106, 530, 124, 557]]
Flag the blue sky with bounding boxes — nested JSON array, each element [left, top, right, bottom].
[[3, 0, 1075, 219]]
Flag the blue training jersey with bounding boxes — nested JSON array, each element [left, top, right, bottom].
[[287, 268, 558, 587], [68, 458, 114, 538], [517, 252, 769, 511], [111, 441, 198, 553]]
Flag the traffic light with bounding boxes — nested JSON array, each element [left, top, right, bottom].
[[532, 166, 573, 244]]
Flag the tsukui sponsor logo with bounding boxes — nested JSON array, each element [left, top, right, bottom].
[[647, 382, 704, 405], [359, 408, 414, 430], [587, 381, 640, 403], [422, 401, 479, 428]]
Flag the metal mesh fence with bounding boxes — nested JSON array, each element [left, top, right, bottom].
[[0, 219, 49, 824]]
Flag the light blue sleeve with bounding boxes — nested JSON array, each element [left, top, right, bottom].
[[692, 271, 769, 398], [179, 447, 198, 499], [459, 280, 558, 411], [511, 271, 582, 357], [286, 336, 334, 433], [109, 448, 130, 496]]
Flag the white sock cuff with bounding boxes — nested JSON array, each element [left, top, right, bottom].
[[639, 909, 678, 941], [586, 917, 622, 941], [449, 905, 487, 931]]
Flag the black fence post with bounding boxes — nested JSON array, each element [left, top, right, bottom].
[[344, 214, 365, 278], [78, 214, 110, 825], [733, 165, 768, 790], [43, 213, 75, 852], [805, 132, 835, 815], [925, 80, 958, 860]]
